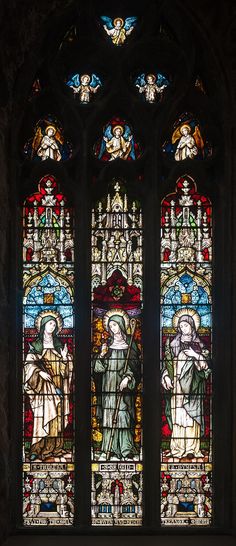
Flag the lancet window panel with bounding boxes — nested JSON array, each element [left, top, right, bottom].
[[22, 175, 75, 527], [160, 175, 212, 527], [91, 180, 143, 526]]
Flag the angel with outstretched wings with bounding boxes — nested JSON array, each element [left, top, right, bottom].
[[135, 72, 169, 103], [66, 73, 102, 103], [100, 16, 137, 45]]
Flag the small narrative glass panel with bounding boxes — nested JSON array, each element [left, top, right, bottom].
[[91, 180, 143, 526], [22, 175, 75, 526], [100, 16, 137, 46], [160, 175, 212, 526]]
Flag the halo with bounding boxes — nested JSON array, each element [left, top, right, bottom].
[[103, 308, 130, 332], [180, 123, 191, 134], [35, 310, 63, 333], [45, 125, 56, 135], [147, 73, 156, 81], [114, 17, 124, 27], [112, 125, 124, 135], [172, 308, 200, 330], [81, 74, 90, 82]]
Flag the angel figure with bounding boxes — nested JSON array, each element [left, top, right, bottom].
[[96, 122, 139, 161], [135, 73, 169, 103], [24, 119, 72, 161], [162, 114, 212, 161], [66, 73, 102, 103], [173, 123, 204, 161], [100, 16, 137, 46], [36, 125, 62, 161]]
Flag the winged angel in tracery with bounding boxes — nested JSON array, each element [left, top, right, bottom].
[[94, 118, 141, 161], [100, 16, 137, 46], [66, 73, 102, 103], [24, 118, 72, 161], [135, 72, 170, 103], [162, 113, 212, 161]]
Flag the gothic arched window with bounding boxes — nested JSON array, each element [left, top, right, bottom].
[[15, 0, 231, 535]]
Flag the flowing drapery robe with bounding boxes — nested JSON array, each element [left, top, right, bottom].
[[106, 135, 131, 161], [162, 340, 211, 458], [174, 134, 198, 161], [93, 342, 141, 459], [37, 135, 62, 161], [107, 27, 126, 46], [24, 348, 73, 451]]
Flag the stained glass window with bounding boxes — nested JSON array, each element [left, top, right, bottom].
[[22, 175, 75, 526], [91, 180, 143, 525], [17, 1, 228, 532], [160, 175, 212, 525]]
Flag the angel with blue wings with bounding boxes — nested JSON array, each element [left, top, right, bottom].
[[97, 122, 138, 161], [135, 73, 169, 103], [66, 73, 102, 103], [101, 16, 137, 46]]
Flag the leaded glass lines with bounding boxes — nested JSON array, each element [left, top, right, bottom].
[[91, 180, 143, 525], [22, 175, 75, 526], [160, 175, 212, 526]]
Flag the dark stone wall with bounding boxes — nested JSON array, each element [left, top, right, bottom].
[[0, 0, 235, 543]]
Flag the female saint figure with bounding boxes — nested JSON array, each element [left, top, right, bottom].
[[93, 310, 141, 460], [24, 311, 73, 461], [161, 310, 211, 459]]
